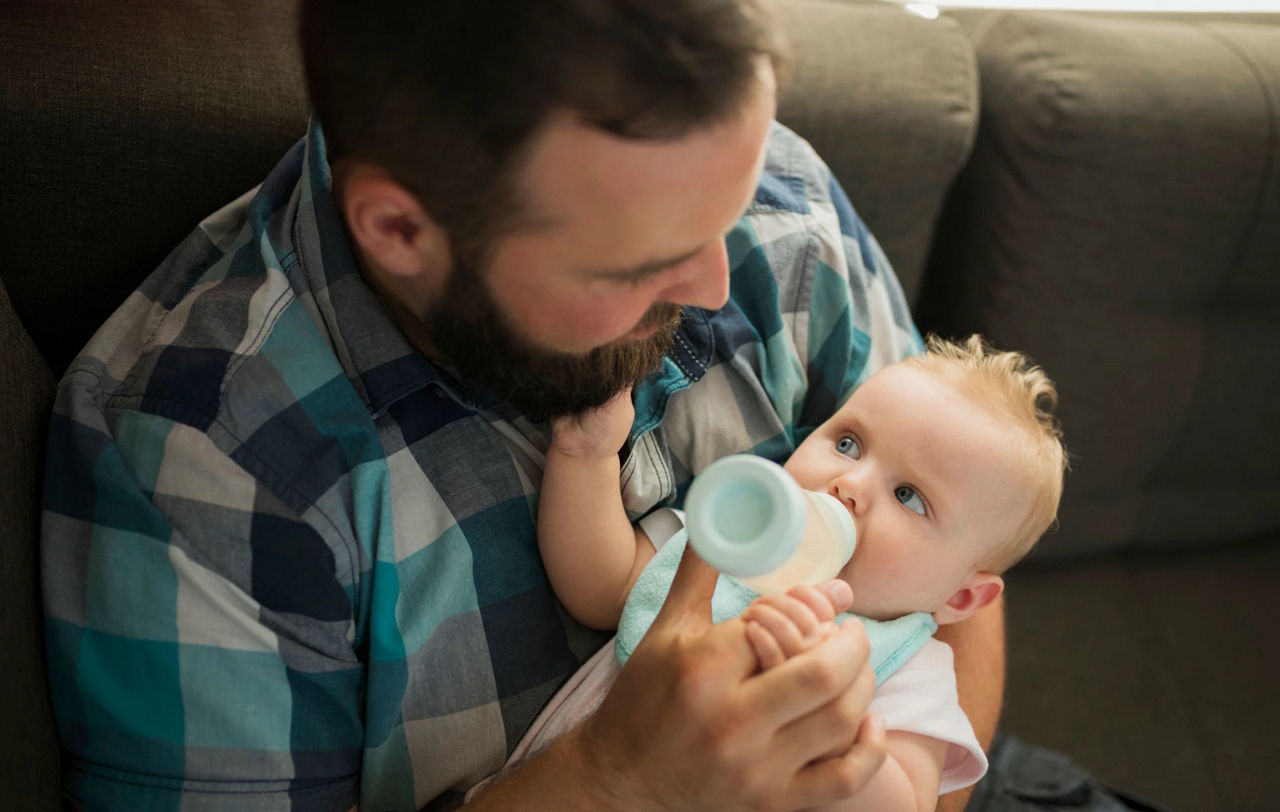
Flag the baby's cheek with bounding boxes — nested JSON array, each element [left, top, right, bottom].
[[854, 546, 915, 589], [835, 557, 858, 584]]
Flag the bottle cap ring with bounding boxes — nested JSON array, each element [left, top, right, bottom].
[[685, 455, 805, 577]]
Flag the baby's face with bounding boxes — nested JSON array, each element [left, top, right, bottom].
[[783, 364, 1031, 621]]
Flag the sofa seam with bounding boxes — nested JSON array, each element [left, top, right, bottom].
[[937, 14, 982, 176], [1192, 20, 1278, 303]]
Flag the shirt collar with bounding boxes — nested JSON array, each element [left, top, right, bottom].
[[289, 119, 459, 417]]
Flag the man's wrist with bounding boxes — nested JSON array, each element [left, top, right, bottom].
[[467, 725, 630, 810], [546, 441, 622, 466]]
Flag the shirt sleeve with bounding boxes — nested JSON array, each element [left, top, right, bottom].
[[867, 638, 989, 795], [800, 136, 923, 424], [42, 392, 363, 811], [740, 123, 923, 442]]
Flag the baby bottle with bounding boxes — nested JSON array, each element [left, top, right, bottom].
[[684, 454, 856, 594]]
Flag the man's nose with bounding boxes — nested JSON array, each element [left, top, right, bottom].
[[656, 239, 730, 311]]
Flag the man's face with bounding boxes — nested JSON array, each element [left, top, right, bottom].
[[783, 365, 1033, 621], [423, 64, 777, 419]]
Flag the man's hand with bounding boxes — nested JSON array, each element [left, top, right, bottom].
[[572, 547, 887, 810]]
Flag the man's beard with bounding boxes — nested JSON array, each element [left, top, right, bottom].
[[422, 260, 682, 421]]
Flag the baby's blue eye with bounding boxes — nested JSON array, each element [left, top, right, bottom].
[[835, 436, 861, 459], [896, 485, 926, 515]]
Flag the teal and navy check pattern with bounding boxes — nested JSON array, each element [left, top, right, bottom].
[[41, 119, 921, 811]]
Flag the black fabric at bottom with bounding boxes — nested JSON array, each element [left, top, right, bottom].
[[968, 734, 1172, 812]]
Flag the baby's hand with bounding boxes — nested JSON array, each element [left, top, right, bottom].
[[741, 581, 853, 671], [548, 389, 635, 460]]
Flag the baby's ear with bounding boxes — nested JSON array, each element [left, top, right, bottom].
[[933, 572, 1004, 626]]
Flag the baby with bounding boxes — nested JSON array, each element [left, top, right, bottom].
[[472, 335, 1067, 809]]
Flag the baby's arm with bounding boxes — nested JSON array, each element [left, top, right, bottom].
[[539, 390, 655, 630], [743, 591, 946, 812]]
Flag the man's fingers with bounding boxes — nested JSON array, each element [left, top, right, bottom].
[[787, 712, 887, 809], [649, 541, 720, 632], [772, 635, 878, 757], [743, 617, 871, 726]]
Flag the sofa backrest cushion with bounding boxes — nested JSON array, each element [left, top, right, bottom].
[[923, 10, 1280, 558], [777, 1, 979, 306], [2, 1, 309, 376]]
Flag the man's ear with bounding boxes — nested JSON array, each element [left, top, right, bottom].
[[338, 164, 452, 282], [933, 572, 1004, 626]]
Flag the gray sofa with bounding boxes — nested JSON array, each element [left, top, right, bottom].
[[3, 2, 1278, 810]]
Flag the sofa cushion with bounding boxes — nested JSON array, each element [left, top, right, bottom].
[[922, 11, 1280, 558], [0, 280, 60, 811], [1, 1, 309, 376], [778, 1, 978, 306], [1002, 539, 1280, 812]]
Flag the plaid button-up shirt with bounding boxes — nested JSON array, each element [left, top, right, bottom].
[[41, 119, 920, 811]]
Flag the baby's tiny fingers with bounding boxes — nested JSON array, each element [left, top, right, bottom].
[[789, 581, 852, 620], [745, 620, 786, 670], [785, 585, 838, 623], [769, 590, 830, 639], [744, 602, 812, 658]]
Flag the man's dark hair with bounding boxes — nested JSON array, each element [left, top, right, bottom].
[[299, 0, 785, 257]]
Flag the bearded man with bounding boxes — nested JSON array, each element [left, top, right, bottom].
[[41, 1, 1002, 809]]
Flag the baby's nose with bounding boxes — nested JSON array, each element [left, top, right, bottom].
[[829, 482, 857, 513]]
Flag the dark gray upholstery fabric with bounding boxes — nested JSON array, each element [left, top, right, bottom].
[[922, 11, 1280, 559], [1, 0, 310, 376], [0, 280, 60, 811], [1002, 540, 1280, 812], [778, 1, 978, 306]]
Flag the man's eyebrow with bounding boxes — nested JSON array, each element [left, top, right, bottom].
[[590, 245, 706, 280]]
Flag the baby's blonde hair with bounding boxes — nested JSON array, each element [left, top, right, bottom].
[[901, 335, 1068, 572]]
